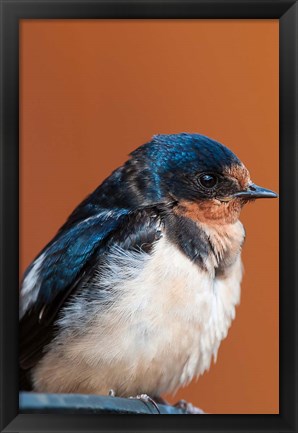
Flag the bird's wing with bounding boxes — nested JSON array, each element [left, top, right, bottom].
[[19, 206, 164, 370]]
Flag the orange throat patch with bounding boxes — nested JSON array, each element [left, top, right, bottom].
[[175, 199, 244, 225]]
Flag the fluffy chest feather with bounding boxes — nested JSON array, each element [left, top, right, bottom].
[[33, 222, 244, 396]]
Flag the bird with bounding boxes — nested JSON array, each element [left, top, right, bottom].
[[19, 133, 277, 409]]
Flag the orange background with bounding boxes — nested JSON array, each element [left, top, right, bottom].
[[20, 20, 279, 414]]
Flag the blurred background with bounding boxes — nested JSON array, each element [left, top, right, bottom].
[[20, 19, 279, 414]]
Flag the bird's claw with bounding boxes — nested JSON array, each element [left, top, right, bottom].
[[129, 393, 161, 414], [108, 390, 203, 415], [174, 399, 205, 414]]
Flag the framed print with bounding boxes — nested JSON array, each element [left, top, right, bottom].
[[0, 1, 297, 432]]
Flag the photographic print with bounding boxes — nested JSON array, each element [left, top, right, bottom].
[[19, 19, 279, 415]]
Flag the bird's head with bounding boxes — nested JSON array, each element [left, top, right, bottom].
[[127, 133, 277, 225]]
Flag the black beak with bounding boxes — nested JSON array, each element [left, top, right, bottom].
[[233, 183, 278, 200]]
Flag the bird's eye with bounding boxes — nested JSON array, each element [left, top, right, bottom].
[[198, 174, 218, 189]]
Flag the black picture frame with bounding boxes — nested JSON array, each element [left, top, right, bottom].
[[0, 0, 297, 432]]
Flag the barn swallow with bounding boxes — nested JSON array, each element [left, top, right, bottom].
[[19, 133, 277, 409]]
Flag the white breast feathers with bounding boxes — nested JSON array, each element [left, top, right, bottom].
[[32, 222, 244, 397]]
